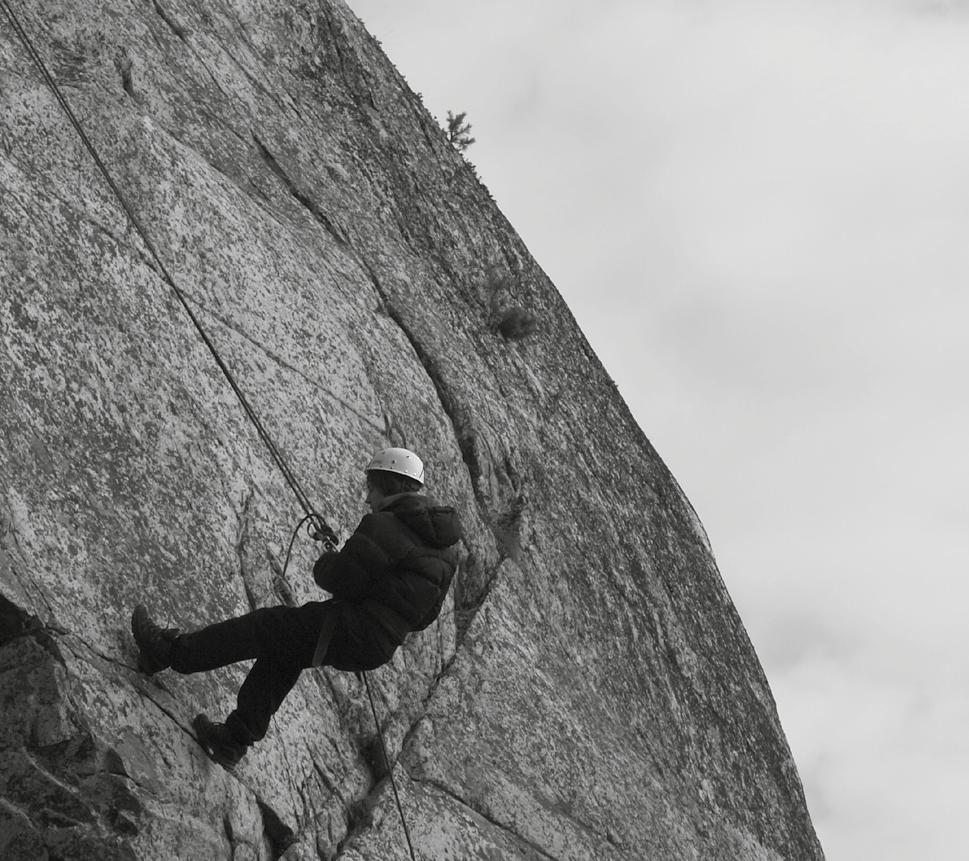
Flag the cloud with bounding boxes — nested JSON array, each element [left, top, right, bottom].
[[772, 648, 969, 861]]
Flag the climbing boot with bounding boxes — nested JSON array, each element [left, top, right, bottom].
[[193, 714, 248, 770], [131, 605, 179, 675]]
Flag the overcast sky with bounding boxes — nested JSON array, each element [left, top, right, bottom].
[[346, 2, 969, 859]]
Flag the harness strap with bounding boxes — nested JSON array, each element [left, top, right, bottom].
[[310, 605, 338, 668]]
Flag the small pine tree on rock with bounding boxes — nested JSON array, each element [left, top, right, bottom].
[[446, 110, 476, 151]]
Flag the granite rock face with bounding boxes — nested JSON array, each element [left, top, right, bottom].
[[0, 1, 824, 859]]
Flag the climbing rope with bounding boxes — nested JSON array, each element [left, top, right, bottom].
[[1, 0, 337, 550], [363, 672, 418, 861], [4, 3, 418, 855]]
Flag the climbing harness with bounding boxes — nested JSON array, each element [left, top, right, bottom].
[[3, 3, 417, 857]]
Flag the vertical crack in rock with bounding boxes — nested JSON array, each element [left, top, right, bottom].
[[151, 0, 188, 42], [315, 4, 378, 111], [234, 489, 259, 612], [256, 798, 297, 859], [254, 136, 352, 247], [124, 676, 196, 744], [359, 266, 483, 505], [249, 132, 490, 565], [249, 136, 506, 602], [355, 264, 511, 635], [115, 51, 135, 99], [413, 776, 560, 861], [61, 635, 136, 679], [221, 812, 236, 856]]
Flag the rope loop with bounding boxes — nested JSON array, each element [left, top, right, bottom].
[[308, 517, 339, 551]]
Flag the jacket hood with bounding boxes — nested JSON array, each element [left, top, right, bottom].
[[381, 493, 463, 549]]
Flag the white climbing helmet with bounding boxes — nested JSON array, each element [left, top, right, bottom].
[[366, 447, 425, 485]]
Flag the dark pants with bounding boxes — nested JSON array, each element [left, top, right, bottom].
[[169, 602, 331, 747]]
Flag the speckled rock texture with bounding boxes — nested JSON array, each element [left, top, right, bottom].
[[0, 2, 824, 859]]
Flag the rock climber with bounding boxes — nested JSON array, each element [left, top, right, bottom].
[[130, 447, 463, 769]]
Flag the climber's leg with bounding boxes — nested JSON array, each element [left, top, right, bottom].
[[169, 603, 326, 673], [224, 656, 304, 746]]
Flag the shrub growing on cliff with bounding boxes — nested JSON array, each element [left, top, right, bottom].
[[483, 267, 539, 341], [496, 307, 538, 340], [446, 110, 476, 151]]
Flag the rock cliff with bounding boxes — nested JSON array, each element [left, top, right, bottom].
[[0, 1, 824, 859]]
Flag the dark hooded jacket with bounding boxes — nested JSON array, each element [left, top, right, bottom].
[[312, 493, 462, 671]]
